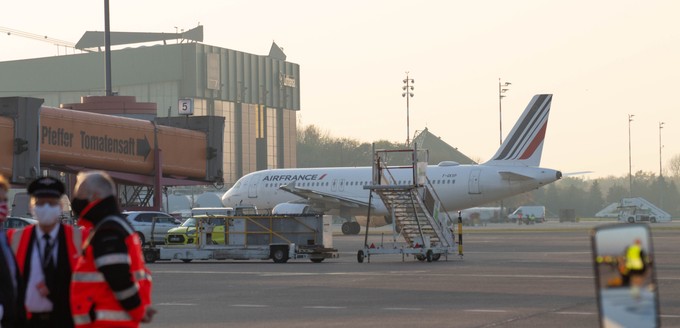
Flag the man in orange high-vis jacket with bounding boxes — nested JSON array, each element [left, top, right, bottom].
[[69, 171, 155, 327], [8, 176, 82, 328]]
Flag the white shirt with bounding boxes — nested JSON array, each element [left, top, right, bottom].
[[25, 224, 60, 313]]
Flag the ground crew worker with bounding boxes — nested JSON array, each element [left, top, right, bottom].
[[7, 177, 82, 328], [0, 175, 27, 328], [623, 238, 646, 287], [69, 171, 155, 327]]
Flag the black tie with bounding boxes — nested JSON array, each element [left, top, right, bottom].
[[42, 234, 56, 295]]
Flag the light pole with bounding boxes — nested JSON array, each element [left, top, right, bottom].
[[628, 114, 634, 196], [402, 73, 414, 147], [659, 122, 665, 177], [498, 78, 511, 145], [104, 0, 113, 96], [498, 79, 511, 222]]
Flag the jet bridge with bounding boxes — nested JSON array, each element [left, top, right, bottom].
[[358, 147, 462, 263], [0, 96, 224, 210]]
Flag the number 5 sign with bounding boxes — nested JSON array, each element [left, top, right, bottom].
[[178, 98, 194, 115]]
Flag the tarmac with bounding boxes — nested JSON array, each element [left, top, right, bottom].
[[144, 220, 680, 328]]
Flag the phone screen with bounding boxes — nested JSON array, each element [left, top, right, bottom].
[[591, 224, 659, 328]]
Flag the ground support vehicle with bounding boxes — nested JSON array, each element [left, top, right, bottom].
[[616, 198, 671, 223], [357, 147, 462, 263], [143, 214, 338, 263], [507, 206, 546, 224], [619, 207, 658, 223]]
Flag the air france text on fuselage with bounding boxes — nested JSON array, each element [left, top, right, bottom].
[[263, 174, 327, 182]]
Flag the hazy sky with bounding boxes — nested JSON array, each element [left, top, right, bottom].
[[2, 1, 679, 178]]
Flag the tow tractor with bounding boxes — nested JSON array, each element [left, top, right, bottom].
[[142, 214, 338, 263]]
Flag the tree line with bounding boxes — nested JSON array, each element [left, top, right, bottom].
[[296, 125, 680, 217]]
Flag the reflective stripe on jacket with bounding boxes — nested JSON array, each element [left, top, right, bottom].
[[70, 215, 152, 328]]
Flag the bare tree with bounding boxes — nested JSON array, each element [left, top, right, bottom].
[[669, 154, 680, 177]]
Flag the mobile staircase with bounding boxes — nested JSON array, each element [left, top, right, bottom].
[[357, 147, 462, 263]]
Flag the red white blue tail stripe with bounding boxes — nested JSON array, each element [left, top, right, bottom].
[[486, 94, 552, 167]]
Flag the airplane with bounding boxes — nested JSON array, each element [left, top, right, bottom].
[[222, 94, 562, 234]]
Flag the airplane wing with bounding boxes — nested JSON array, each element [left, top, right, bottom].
[[279, 182, 369, 210], [498, 171, 534, 181]]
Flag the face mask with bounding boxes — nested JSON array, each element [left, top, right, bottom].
[[71, 198, 90, 216], [0, 201, 8, 222], [32, 204, 62, 226]]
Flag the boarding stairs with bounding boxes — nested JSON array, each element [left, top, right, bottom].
[[372, 178, 454, 249], [365, 148, 454, 250]]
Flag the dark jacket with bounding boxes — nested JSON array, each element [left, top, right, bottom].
[[0, 230, 26, 328]]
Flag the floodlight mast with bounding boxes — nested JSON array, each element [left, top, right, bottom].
[[402, 72, 415, 147], [104, 0, 113, 96]]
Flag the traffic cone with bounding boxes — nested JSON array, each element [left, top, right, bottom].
[[369, 243, 376, 249]]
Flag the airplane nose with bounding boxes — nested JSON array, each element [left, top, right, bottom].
[[556, 171, 563, 179]]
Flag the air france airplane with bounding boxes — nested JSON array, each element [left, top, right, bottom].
[[222, 94, 561, 234]]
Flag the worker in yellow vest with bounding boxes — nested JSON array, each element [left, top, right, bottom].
[[622, 238, 646, 288]]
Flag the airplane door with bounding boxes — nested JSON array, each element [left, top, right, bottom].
[[339, 179, 345, 192], [248, 178, 258, 198], [331, 179, 338, 192], [468, 169, 481, 194]]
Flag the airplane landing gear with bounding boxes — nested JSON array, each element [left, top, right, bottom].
[[341, 222, 361, 235]]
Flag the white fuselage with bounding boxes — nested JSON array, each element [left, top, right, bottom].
[[222, 163, 561, 217]]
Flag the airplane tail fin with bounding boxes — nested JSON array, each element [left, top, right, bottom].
[[485, 94, 552, 167]]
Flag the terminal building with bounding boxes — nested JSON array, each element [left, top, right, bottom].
[[0, 26, 299, 187]]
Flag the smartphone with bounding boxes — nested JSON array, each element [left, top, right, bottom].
[[591, 223, 659, 328]]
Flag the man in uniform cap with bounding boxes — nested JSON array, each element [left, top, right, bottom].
[[7, 176, 82, 328]]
